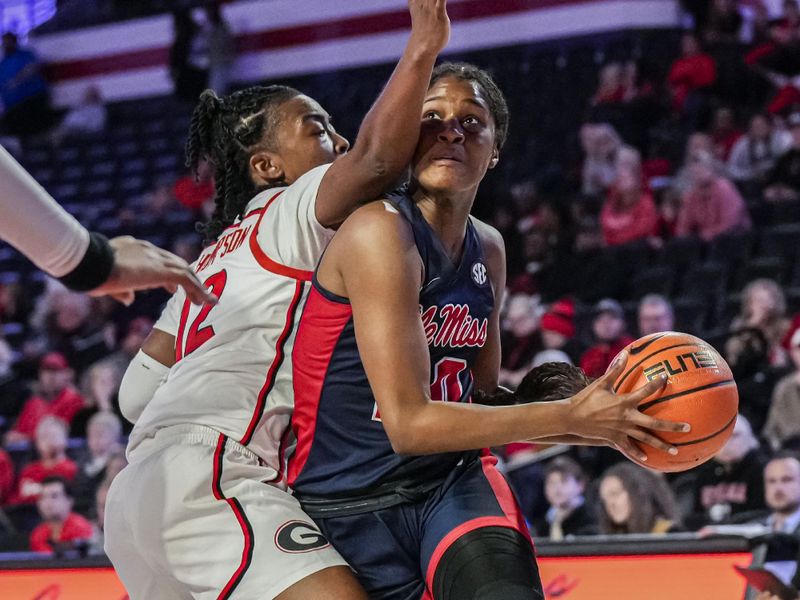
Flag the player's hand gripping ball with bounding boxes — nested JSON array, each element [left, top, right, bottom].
[[613, 331, 739, 472]]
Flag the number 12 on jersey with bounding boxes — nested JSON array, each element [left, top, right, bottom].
[[175, 270, 228, 361]]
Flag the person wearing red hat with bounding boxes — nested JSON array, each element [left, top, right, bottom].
[[580, 299, 634, 379], [4, 352, 85, 445], [538, 298, 584, 364]]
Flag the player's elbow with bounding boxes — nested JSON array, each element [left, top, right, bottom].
[[383, 417, 429, 455]]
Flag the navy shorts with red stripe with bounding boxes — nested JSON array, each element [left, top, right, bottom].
[[308, 454, 537, 600]]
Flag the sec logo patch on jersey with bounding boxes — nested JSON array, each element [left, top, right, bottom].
[[471, 261, 488, 287]]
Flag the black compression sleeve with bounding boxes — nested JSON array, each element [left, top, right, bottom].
[[58, 231, 115, 291]]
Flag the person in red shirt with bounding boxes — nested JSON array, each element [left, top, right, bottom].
[[4, 352, 85, 445], [8, 416, 78, 505], [172, 158, 215, 212], [29, 476, 93, 554], [580, 299, 635, 378], [0, 448, 14, 504], [667, 32, 717, 114], [601, 164, 659, 247]]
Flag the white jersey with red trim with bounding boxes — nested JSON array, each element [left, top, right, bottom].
[[128, 164, 335, 486]]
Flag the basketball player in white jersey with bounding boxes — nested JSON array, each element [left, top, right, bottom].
[[104, 2, 450, 598]]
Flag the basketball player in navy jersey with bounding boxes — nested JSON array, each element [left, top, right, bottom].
[[287, 63, 691, 599]]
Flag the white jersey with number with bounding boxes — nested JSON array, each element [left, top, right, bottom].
[[128, 164, 335, 486]]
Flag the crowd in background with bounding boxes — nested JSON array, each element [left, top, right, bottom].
[[0, 2, 799, 588]]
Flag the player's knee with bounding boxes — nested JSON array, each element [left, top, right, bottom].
[[431, 526, 543, 600]]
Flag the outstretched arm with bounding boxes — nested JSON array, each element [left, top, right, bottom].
[[0, 146, 214, 305], [315, 0, 450, 227], [324, 205, 688, 461]]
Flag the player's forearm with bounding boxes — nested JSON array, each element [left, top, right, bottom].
[[346, 45, 439, 194], [0, 145, 90, 277], [530, 434, 607, 446], [386, 398, 574, 455]]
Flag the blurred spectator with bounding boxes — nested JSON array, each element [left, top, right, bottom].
[[763, 453, 800, 534], [173, 158, 215, 212], [706, 0, 744, 43], [70, 360, 123, 438], [764, 329, 800, 450], [671, 132, 720, 198], [48, 86, 107, 147], [667, 32, 717, 127], [676, 150, 752, 242], [598, 462, 683, 534], [579, 299, 634, 379], [534, 298, 582, 365], [29, 477, 93, 554], [591, 62, 627, 107], [533, 456, 597, 539], [71, 412, 122, 516], [8, 417, 77, 505], [88, 479, 110, 555], [500, 293, 541, 388], [689, 414, 769, 525], [203, 3, 234, 95], [710, 106, 743, 161], [702, 453, 800, 585], [727, 113, 791, 188], [600, 164, 659, 246], [732, 279, 791, 367], [42, 291, 115, 374], [0, 334, 23, 423], [0, 448, 13, 504], [170, 9, 208, 102], [638, 294, 675, 337], [0, 32, 51, 137], [726, 326, 785, 432], [4, 353, 84, 445], [106, 317, 153, 374], [746, 4, 800, 114], [580, 123, 641, 197], [765, 111, 800, 202]]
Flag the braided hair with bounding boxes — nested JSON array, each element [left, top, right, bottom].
[[185, 85, 300, 243]]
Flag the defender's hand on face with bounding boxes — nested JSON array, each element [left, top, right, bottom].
[[90, 236, 217, 306], [408, 0, 450, 55], [565, 351, 690, 463]]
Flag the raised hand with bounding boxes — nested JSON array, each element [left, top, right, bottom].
[[90, 236, 217, 306], [564, 351, 690, 463], [408, 0, 450, 56]]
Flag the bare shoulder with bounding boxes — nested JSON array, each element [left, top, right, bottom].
[[470, 217, 506, 266], [331, 199, 416, 254]]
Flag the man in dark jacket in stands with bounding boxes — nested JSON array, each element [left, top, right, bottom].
[[689, 414, 769, 527]]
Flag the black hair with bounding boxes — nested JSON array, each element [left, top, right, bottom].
[[429, 62, 509, 149], [516, 362, 591, 403], [473, 362, 590, 407], [41, 476, 72, 498], [186, 85, 301, 243]]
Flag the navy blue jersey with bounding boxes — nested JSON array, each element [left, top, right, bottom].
[[288, 189, 495, 497]]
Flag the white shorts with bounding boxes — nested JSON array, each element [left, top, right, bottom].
[[105, 424, 348, 600]]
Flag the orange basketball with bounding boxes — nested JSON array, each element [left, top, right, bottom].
[[613, 331, 739, 472]]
